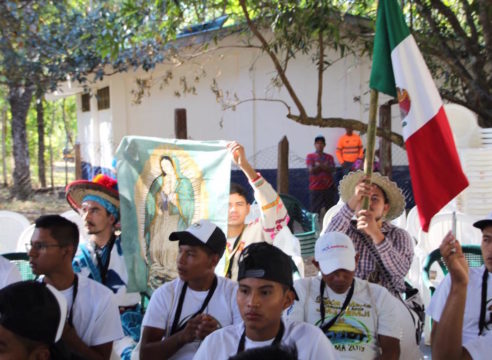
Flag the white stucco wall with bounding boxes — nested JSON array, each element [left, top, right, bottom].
[[75, 30, 407, 171]]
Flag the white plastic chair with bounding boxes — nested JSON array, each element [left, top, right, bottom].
[[390, 211, 407, 229], [16, 224, 35, 252], [321, 202, 345, 233], [0, 211, 30, 254]]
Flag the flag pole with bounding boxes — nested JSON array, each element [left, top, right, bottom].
[[362, 88, 379, 210]]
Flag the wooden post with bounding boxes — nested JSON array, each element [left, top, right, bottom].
[[277, 136, 289, 194], [75, 142, 82, 180], [379, 102, 393, 178], [362, 89, 379, 210], [174, 109, 187, 139]]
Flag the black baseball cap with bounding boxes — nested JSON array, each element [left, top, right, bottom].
[[0, 281, 67, 344], [169, 219, 227, 258], [238, 243, 298, 300]]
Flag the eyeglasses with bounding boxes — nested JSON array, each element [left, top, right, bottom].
[[26, 243, 63, 252]]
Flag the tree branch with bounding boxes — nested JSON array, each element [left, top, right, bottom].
[[477, 0, 492, 67], [238, 0, 308, 119], [286, 114, 405, 148], [317, 30, 324, 120]]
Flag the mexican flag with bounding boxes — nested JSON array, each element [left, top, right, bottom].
[[369, 0, 468, 231]]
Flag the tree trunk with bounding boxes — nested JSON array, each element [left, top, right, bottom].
[[1, 104, 7, 187], [49, 103, 55, 190], [36, 93, 46, 188], [9, 85, 33, 199]]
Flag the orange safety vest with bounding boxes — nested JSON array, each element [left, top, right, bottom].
[[336, 134, 364, 164]]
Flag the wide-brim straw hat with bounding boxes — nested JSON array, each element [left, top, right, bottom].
[[339, 171, 406, 221], [65, 174, 119, 212]]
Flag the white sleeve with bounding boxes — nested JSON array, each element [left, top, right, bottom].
[[310, 328, 339, 359], [142, 283, 173, 330], [284, 278, 309, 323], [90, 293, 124, 345], [426, 274, 452, 323], [193, 334, 214, 360], [463, 332, 492, 359], [375, 289, 400, 338]]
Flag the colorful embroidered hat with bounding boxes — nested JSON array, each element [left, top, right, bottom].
[[338, 170, 406, 221], [66, 174, 119, 220]]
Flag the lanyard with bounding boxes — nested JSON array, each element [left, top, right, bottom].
[[236, 321, 284, 354], [94, 235, 115, 284], [319, 279, 355, 333], [479, 268, 489, 335], [67, 274, 79, 327], [170, 276, 218, 336], [225, 230, 244, 279]]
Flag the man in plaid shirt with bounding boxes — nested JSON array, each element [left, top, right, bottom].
[[326, 171, 413, 295]]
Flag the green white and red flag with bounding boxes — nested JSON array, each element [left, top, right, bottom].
[[369, 0, 468, 231]]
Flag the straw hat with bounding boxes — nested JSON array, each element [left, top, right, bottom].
[[66, 174, 119, 212], [339, 171, 406, 220]]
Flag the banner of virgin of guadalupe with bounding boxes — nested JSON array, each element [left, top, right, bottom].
[[115, 136, 230, 292]]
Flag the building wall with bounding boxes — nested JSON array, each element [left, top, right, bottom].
[[76, 31, 407, 177]]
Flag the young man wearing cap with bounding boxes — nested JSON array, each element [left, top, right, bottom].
[[67, 174, 140, 308], [0, 254, 22, 289], [139, 219, 241, 359], [193, 242, 337, 360], [28, 215, 124, 360], [306, 135, 336, 216], [286, 231, 401, 359], [326, 171, 413, 296], [221, 141, 289, 281], [428, 212, 492, 359], [0, 280, 67, 360]]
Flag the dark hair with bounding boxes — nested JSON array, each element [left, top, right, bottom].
[[230, 182, 248, 201], [35, 215, 79, 258], [373, 184, 389, 204], [314, 135, 325, 144], [228, 345, 298, 360]]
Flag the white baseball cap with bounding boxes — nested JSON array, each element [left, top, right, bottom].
[[473, 211, 492, 230], [169, 219, 226, 257], [315, 232, 356, 275]]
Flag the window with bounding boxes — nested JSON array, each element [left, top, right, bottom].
[[81, 93, 90, 112], [96, 87, 110, 110]]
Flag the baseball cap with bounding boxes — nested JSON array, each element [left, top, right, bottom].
[[238, 242, 298, 300], [315, 232, 356, 275], [473, 211, 492, 230], [0, 281, 67, 344], [169, 219, 227, 258]]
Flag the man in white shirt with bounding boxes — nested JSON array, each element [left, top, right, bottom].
[[28, 215, 124, 360], [428, 211, 492, 359], [139, 219, 241, 360], [194, 242, 338, 360], [219, 141, 289, 280], [286, 231, 400, 359], [0, 254, 22, 289]]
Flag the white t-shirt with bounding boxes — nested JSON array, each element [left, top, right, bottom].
[[141, 276, 242, 360], [427, 265, 492, 345], [286, 276, 398, 359], [193, 320, 337, 360], [59, 274, 124, 346], [464, 330, 492, 359], [0, 255, 22, 289]]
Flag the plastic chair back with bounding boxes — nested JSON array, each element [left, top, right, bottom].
[[2, 252, 36, 280], [422, 245, 483, 295], [0, 211, 30, 253], [321, 202, 345, 233]]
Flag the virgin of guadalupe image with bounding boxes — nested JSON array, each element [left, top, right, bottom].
[[143, 154, 197, 289]]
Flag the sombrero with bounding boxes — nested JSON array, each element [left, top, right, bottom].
[[339, 171, 405, 220], [66, 174, 119, 218]]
